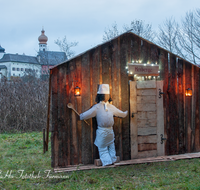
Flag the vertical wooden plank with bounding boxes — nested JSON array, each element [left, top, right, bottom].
[[120, 34, 130, 160], [65, 64, 71, 166], [130, 81, 138, 159], [118, 36, 123, 160], [111, 38, 121, 159], [191, 65, 195, 151], [43, 128, 46, 153], [140, 40, 150, 63], [57, 67, 63, 167], [81, 52, 92, 164], [68, 61, 78, 165], [183, 62, 186, 154], [102, 45, 111, 84], [130, 35, 140, 63], [156, 81, 165, 156], [46, 71, 52, 151], [162, 50, 169, 155], [194, 66, 200, 151], [92, 48, 100, 160], [59, 66, 68, 167], [51, 68, 59, 168], [199, 68, 200, 150], [158, 49, 167, 81], [177, 59, 185, 154], [158, 49, 168, 155], [62, 64, 69, 166], [168, 54, 178, 155], [150, 44, 159, 64], [89, 51, 94, 162], [57, 67, 64, 167], [185, 62, 192, 153], [75, 57, 82, 164], [198, 67, 200, 151], [99, 46, 102, 84]]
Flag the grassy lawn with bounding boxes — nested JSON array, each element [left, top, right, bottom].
[[0, 132, 200, 190]]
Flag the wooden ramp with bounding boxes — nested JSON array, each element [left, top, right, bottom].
[[54, 152, 200, 173]]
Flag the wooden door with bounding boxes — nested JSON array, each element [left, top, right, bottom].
[[130, 80, 165, 159]]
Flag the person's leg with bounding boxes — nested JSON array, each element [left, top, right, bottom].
[[108, 142, 117, 163], [98, 146, 112, 166]]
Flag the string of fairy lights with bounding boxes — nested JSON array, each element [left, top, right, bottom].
[[126, 60, 160, 81]]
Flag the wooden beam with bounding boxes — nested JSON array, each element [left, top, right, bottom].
[[54, 152, 200, 172], [137, 103, 156, 112], [138, 143, 157, 151], [130, 81, 138, 159], [137, 89, 156, 96], [51, 68, 59, 168], [138, 127, 157, 135], [43, 128, 46, 154], [46, 71, 52, 152], [138, 150, 157, 158], [138, 135, 157, 144], [137, 96, 156, 104], [156, 81, 165, 156], [137, 81, 156, 89]]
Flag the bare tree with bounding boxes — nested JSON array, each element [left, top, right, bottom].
[[178, 10, 200, 64], [55, 36, 78, 60], [123, 19, 155, 41], [102, 22, 120, 42], [156, 17, 184, 57], [102, 20, 155, 42]]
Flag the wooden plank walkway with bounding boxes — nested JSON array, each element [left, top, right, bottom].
[[54, 152, 200, 173]]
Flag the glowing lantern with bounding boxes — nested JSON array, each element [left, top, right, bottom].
[[74, 86, 81, 96], [185, 88, 192, 97]]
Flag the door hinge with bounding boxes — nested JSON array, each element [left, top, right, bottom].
[[131, 112, 137, 118], [160, 134, 167, 144], [159, 89, 164, 98]]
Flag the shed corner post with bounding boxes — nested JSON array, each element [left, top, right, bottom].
[[46, 69, 52, 152]]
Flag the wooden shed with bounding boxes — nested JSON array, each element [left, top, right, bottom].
[[49, 31, 200, 168]]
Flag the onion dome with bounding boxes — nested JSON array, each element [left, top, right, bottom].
[[0, 45, 5, 53], [38, 29, 48, 44]]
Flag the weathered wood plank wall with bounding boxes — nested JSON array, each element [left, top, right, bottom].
[[51, 32, 200, 168]]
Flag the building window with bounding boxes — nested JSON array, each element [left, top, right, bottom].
[[25, 68, 28, 71], [13, 74, 15, 76], [19, 74, 20, 76], [12, 67, 15, 71], [17, 68, 20, 71], [21, 68, 24, 71]]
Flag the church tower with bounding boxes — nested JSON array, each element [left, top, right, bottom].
[[0, 45, 5, 59], [38, 28, 48, 51]]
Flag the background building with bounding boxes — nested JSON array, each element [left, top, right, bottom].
[[0, 29, 66, 80]]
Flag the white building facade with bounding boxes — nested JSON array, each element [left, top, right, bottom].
[[0, 29, 66, 80], [0, 54, 41, 80]]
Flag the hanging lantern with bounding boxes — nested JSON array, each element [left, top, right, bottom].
[[185, 88, 192, 97], [74, 86, 81, 96]]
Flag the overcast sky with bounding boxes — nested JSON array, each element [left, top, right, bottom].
[[1, 0, 199, 57]]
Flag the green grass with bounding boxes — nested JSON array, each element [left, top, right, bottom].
[[0, 132, 200, 189]]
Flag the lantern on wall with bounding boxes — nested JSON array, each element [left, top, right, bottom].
[[74, 86, 81, 96], [185, 88, 192, 97]]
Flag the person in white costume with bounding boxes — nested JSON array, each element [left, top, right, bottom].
[[80, 84, 128, 166]]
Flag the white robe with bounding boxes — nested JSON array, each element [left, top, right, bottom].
[[80, 101, 128, 148]]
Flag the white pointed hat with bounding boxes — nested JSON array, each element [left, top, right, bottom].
[[97, 84, 110, 94]]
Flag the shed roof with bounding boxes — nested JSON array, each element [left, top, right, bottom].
[[38, 51, 66, 66], [0, 54, 39, 64], [0, 65, 7, 69], [50, 31, 200, 70]]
